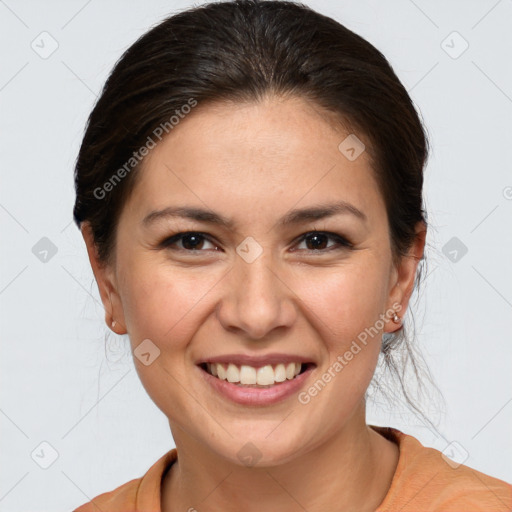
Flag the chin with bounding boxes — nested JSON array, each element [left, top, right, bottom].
[[210, 429, 307, 469]]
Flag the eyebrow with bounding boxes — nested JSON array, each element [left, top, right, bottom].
[[142, 200, 367, 229]]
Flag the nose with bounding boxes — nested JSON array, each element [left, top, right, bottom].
[[216, 250, 297, 340]]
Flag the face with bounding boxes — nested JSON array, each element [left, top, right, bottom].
[[84, 95, 424, 467]]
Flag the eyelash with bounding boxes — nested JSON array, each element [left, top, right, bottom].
[[158, 230, 353, 254]]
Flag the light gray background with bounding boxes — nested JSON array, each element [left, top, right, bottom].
[[1, 1, 511, 511]]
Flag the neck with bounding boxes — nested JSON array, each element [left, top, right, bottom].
[[161, 406, 399, 512]]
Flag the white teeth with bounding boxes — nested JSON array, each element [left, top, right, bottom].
[[217, 363, 227, 380], [206, 362, 303, 386], [274, 363, 286, 382], [256, 365, 275, 385], [226, 363, 240, 383], [240, 365, 257, 385]]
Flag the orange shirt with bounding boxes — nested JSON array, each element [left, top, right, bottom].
[[74, 425, 512, 511]]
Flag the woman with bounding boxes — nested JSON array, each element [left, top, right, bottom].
[[72, 1, 512, 510]]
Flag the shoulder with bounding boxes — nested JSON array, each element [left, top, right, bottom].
[[73, 477, 141, 512], [73, 449, 178, 512], [373, 426, 512, 512]]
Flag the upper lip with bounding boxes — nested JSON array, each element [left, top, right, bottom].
[[197, 353, 315, 368]]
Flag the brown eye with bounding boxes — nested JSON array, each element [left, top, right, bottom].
[[294, 231, 352, 252], [160, 232, 218, 252]]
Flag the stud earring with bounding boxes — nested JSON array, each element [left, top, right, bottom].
[[392, 312, 402, 324], [111, 319, 117, 328]]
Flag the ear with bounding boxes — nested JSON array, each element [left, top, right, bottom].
[[81, 222, 127, 335], [384, 221, 427, 333]]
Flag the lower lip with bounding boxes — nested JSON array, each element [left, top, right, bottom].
[[198, 365, 315, 406]]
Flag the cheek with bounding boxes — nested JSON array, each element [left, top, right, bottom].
[[118, 259, 220, 346], [117, 262, 215, 415], [294, 268, 386, 419], [297, 262, 388, 349]]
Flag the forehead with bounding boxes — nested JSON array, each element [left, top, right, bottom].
[[124, 96, 385, 226]]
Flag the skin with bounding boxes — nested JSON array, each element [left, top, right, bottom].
[[82, 95, 426, 512]]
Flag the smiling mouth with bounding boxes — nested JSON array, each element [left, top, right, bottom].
[[199, 362, 314, 388]]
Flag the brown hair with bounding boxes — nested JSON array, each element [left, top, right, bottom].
[[73, 0, 443, 428]]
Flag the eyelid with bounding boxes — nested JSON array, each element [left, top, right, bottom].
[[158, 231, 220, 251], [158, 230, 353, 253], [291, 231, 353, 251]]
